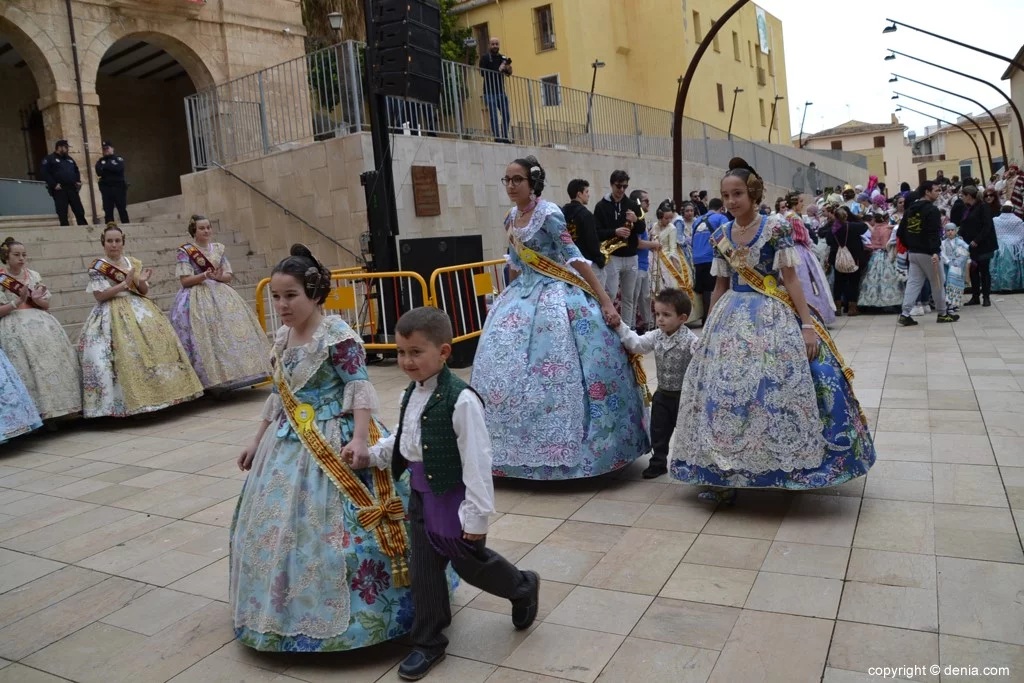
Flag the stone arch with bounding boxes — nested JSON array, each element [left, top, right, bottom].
[[0, 5, 69, 97], [81, 24, 220, 94]]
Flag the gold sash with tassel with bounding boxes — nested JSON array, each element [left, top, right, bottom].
[[273, 356, 410, 587]]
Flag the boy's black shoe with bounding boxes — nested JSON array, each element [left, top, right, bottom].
[[512, 571, 540, 630], [964, 297, 981, 306], [642, 464, 668, 479], [983, 298, 992, 307], [398, 650, 446, 681], [937, 313, 959, 323], [897, 315, 918, 326]]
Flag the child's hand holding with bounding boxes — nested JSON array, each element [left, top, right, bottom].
[[342, 440, 371, 468]]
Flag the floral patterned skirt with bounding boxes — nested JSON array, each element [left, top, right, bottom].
[[858, 249, 905, 308], [472, 276, 650, 480], [989, 244, 1024, 293], [0, 309, 81, 420], [670, 289, 875, 490], [0, 348, 41, 443], [230, 414, 455, 652], [170, 282, 270, 391]]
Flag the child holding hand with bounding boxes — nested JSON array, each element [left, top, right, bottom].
[[345, 307, 539, 681], [618, 288, 700, 479]]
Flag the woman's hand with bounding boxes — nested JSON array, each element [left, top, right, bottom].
[[342, 438, 371, 469], [601, 302, 621, 328], [802, 328, 819, 362], [237, 443, 258, 471], [30, 285, 47, 304], [140, 267, 153, 282], [16, 285, 29, 306]]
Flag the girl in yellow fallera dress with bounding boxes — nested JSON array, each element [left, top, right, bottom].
[[0, 237, 82, 421], [77, 224, 203, 417]]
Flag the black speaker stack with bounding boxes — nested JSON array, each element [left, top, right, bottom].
[[370, 0, 443, 105]]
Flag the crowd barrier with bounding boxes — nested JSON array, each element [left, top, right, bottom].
[[254, 259, 508, 351]]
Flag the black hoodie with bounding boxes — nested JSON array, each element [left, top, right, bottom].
[[897, 197, 942, 255], [593, 193, 645, 257], [561, 201, 604, 268]]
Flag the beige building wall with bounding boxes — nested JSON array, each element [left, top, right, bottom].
[[1005, 64, 1024, 166], [800, 127, 913, 189], [181, 133, 829, 272]]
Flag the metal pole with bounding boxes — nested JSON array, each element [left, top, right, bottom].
[[768, 95, 782, 144], [884, 19, 1024, 74], [798, 102, 811, 148], [585, 62, 598, 134], [633, 103, 642, 157], [526, 81, 538, 145], [727, 88, 741, 140], [894, 91, 992, 178], [898, 104, 984, 181], [888, 50, 1024, 168], [257, 72, 270, 154], [64, 0, 99, 224], [892, 72, 1008, 169], [673, 0, 750, 208]]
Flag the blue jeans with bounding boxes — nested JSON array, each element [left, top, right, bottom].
[[485, 93, 510, 141]]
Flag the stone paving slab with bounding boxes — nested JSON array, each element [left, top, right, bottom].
[[1, 301, 1024, 682]]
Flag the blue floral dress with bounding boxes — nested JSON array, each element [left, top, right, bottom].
[[0, 347, 41, 444], [472, 200, 650, 480], [230, 316, 443, 651], [670, 216, 875, 490]]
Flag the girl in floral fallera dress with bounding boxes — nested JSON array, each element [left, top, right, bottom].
[[231, 245, 449, 652], [670, 158, 875, 502], [0, 347, 41, 444], [170, 216, 270, 391], [78, 225, 203, 417], [472, 156, 649, 480], [0, 237, 81, 421]]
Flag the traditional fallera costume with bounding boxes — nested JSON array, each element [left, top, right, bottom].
[[230, 316, 432, 652], [77, 255, 203, 417], [472, 199, 650, 480], [0, 268, 82, 420], [655, 219, 704, 323], [170, 241, 271, 390], [0, 347, 41, 444], [670, 216, 875, 492], [989, 210, 1024, 293], [857, 222, 905, 309], [941, 231, 970, 314], [784, 209, 835, 324]]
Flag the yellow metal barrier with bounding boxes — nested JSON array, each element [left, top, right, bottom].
[[428, 259, 508, 343], [255, 268, 430, 351]]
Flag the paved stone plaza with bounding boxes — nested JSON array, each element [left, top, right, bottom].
[[2, 303, 1024, 683]]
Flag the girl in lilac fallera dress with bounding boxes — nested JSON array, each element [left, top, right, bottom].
[[782, 193, 835, 325], [670, 159, 875, 502], [170, 215, 270, 392], [472, 156, 650, 480]]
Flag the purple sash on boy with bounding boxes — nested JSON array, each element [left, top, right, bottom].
[[407, 461, 472, 559]]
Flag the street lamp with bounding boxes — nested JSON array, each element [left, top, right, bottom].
[[798, 101, 813, 148], [884, 52, 896, 61], [891, 71, 1008, 168], [327, 12, 343, 31], [584, 58, 606, 134], [727, 87, 744, 140], [768, 94, 784, 143], [884, 49, 1024, 169], [894, 90, 994, 177], [895, 104, 984, 182], [882, 18, 1024, 74]]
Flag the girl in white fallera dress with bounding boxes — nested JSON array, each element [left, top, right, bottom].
[[0, 237, 82, 421], [77, 225, 203, 417]]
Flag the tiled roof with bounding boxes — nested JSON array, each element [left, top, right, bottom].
[[803, 120, 906, 140]]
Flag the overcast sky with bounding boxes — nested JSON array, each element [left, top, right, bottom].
[[756, 0, 1024, 138]]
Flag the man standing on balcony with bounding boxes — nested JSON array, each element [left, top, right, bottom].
[[95, 141, 130, 225], [480, 37, 512, 143], [40, 140, 88, 227]]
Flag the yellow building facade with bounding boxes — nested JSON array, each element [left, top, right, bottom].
[[911, 111, 1012, 186], [451, 0, 791, 143]]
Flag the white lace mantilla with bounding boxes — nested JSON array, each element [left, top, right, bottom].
[[508, 199, 562, 243]]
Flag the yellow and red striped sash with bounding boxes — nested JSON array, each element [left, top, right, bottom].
[[180, 243, 214, 272], [0, 273, 40, 309], [90, 259, 145, 297]]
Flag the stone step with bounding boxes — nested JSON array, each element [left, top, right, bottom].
[[24, 251, 268, 282], [21, 231, 250, 261], [2, 221, 228, 244], [127, 194, 183, 221], [36, 255, 269, 294]]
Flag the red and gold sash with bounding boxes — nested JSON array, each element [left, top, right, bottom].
[[180, 243, 214, 272], [711, 229, 855, 384], [0, 273, 40, 309], [508, 229, 651, 404], [273, 356, 410, 587], [90, 258, 145, 297]]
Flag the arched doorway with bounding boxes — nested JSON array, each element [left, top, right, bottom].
[[0, 34, 47, 181], [96, 37, 209, 202]]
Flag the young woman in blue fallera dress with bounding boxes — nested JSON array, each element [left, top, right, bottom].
[[472, 156, 650, 480], [670, 158, 875, 502]]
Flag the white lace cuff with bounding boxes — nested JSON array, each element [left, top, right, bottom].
[[504, 254, 521, 273], [564, 255, 592, 267], [342, 380, 380, 412], [458, 500, 490, 535], [773, 247, 801, 271], [261, 393, 282, 422], [710, 257, 731, 278]]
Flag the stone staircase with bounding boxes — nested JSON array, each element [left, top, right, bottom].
[[0, 214, 270, 341], [126, 194, 187, 224]]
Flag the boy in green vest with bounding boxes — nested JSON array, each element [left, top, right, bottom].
[[346, 307, 539, 681]]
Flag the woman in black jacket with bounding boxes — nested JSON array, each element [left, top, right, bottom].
[[822, 206, 870, 316], [958, 185, 999, 306]]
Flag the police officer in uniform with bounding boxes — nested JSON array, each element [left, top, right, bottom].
[[95, 141, 129, 224], [40, 140, 88, 226]]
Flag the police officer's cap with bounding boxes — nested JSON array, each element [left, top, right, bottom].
[[102, 141, 113, 148], [54, 139, 70, 148]]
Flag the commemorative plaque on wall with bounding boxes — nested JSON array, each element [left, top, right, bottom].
[[411, 165, 441, 217]]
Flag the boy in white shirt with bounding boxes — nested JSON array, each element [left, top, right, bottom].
[[346, 307, 538, 681], [618, 288, 700, 478]]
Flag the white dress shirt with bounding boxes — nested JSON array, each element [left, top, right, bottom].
[[370, 373, 496, 535]]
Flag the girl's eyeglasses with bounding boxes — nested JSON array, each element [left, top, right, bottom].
[[501, 175, 527, 187]]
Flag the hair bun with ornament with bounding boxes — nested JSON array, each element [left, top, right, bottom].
[[725, 157, 764, 204]]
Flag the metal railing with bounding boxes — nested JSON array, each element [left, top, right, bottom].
[[185, 41, 852, 191]]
